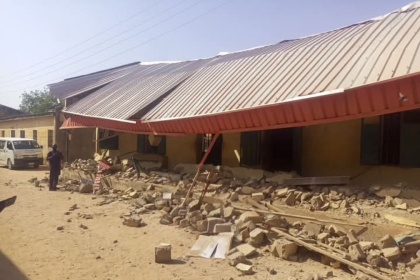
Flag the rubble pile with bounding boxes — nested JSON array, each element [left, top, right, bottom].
[[68, 159, 98, 171]]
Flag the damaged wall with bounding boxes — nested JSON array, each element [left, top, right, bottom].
[[301, 119, 420, 187], [167, 135, 197, 169], [222, 133, 241, 167], [66, 128, 96, 161]]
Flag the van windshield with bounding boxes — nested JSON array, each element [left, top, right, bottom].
[[12, 140, 40, 149]]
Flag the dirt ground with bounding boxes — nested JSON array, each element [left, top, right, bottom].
[[0, 167, 413, 280]]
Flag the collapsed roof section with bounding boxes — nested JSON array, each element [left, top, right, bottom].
[[48, 62, 140, 100], [60, 2, 420, 134]]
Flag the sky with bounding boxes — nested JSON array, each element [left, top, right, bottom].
[[0, 0, 412, 108]]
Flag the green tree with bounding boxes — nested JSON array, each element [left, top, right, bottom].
[[19, 89, 59, 114]]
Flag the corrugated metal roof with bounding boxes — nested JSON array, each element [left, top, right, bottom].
[[48, 62, 140, 100], [142, 3, 420, 121], [65, 60, 210, 120]]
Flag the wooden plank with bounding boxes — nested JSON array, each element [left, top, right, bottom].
[[269, 228, 391, 280], [232, 204, 365, 228], [283, 176, 350, 186]]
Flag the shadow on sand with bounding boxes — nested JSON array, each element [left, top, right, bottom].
[[0, 251, 29, 280]]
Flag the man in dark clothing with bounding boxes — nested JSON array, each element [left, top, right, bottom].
[[47, 144, 63, 191]]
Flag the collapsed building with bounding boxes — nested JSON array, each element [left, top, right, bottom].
[[44, 2, 420, 279]]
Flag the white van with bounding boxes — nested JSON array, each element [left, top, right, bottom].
[[0, 138, 43, 170]]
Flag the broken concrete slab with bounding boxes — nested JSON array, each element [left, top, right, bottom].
[[79, 183, 93, 194], [264, 214, 288, 228], [222, 206, 234, 219], [347, 230, 359, 245], [229, 167, 264, 180], [179, 219, 190, 228], [230, 192, 239, 202], [317, 233, 330, 242], [266, 172, 293, 184], [359, 241, 374, 251], [188, 200, 200, 212]]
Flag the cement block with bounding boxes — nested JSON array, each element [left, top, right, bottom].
[[227, 251, 247, 266], [155, 243, 171, 263], [271, 239, 297, 260], [179, 219, 190, 228], [236, 244, 256, 257], [251, 193, 264, 202], [207, 217, 224, 234], [237, 211, 262, 224], [197, 219, 208, 232], [382, 247, 401, 261], [249, 228, 266, 247], [214, 223, 233, 233]]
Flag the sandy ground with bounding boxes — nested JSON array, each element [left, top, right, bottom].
[[1, 167, 413, 280]]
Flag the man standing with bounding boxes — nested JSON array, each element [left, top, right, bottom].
[[47, 144, 63, 191]]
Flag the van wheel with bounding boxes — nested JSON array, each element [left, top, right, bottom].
[[7, 159, 14, 170]]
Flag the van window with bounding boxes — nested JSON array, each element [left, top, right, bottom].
[[0, 141, 5, 149], [12, 140, 40, 149], [7, 141, 13, 150]]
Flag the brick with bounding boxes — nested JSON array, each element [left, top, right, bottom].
[[271, 239, 297, 260], [317, 233, 330, 242], [396, 203, 408, 210], [303, 223, 322, 236], [206, 217, 224, 234], [155, 243, 171, 263], [203, 203, 216, 212], [273, 188, 288, 198], [251, 192, 264, 202], [214, 223, 233, 233], [359, 241, 374, 251], [265, 214, 288, 228], [208, 208, 221, 217], [301, 192, 312, 202], [236, 244, 256, 257]]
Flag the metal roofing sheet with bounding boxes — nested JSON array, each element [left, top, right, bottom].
[[65, 60, 210, 120], [48, 62, 140, 100], [141, 3, 420, 121]]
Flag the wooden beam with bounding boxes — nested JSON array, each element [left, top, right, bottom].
[[269, 228, 391, 280], [232, 204, 365, 228], [283, 176, 350, 186]]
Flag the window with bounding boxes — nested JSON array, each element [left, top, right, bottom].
[[48, 130, 53, 148], [20, 130, 25, 138], [1, 130, 4, 137], [361, 110, 420, 167], [137, 135, 166, 155], [7, 141, 13, 150], [12, 140, 40, 149], [33, 130, 37, 141], [11, 130, 15, 138]]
